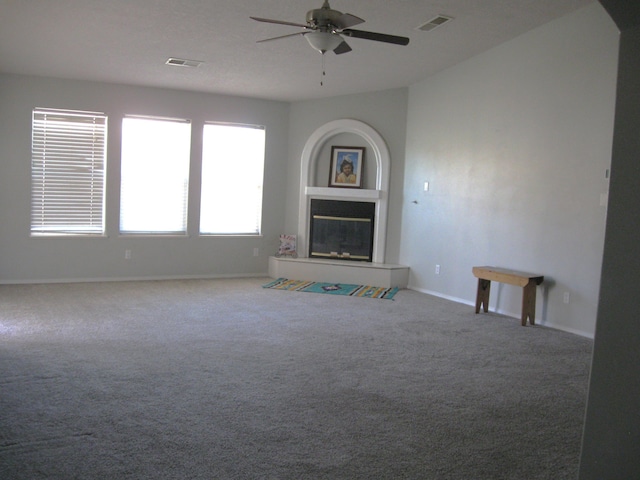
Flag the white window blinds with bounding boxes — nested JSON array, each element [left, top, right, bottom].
[[31, 108, 107, 235], [119, 116, 191, 234], [199, 123, 265, 235]]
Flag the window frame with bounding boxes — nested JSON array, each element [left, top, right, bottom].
[[199, 121, 266, 236], [30, 107, 108, 237], [119, 115, 192, 236]]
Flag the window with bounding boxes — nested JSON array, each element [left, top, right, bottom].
[[31, 108, 107, 236], [200, 123, 265, 235], [119, 116, 191, 234]]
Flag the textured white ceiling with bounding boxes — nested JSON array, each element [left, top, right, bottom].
[[0, 0, 594, 102]]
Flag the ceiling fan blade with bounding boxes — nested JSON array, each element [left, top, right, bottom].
[[334, 13, 364, 29], [333, 40, 352, 55], [257, 31, 307, 43], [250, 16, 310, 29], [342, 29, 410, 46]]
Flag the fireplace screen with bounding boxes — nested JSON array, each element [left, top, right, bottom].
[[309, 200, 375, 262]]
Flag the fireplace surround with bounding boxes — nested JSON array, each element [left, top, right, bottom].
[[297, 119, 389, 264], [268, 119, 409, 288]]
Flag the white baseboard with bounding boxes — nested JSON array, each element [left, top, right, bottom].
[[0, 272, 269, 285], [407, 285, 594, 339], [408, 285, 474, 307]]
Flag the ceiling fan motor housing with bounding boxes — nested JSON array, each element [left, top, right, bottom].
[[306, 3, 342, 30]]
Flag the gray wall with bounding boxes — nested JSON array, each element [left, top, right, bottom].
[[580, 1, 640, 477], [0, 75, 290, 282], [399, 3, 619, 337]]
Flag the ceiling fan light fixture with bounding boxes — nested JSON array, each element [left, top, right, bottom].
[[305, 31, 343, 53]]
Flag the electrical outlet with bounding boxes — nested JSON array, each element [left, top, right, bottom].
[[253, 248, 259, 257], [125, 249, 132, 260], [563, 292, 570, 304], [435, 264, 440, 275]]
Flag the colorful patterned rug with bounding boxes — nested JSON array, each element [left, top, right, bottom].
[[262, 278, 399, 300]]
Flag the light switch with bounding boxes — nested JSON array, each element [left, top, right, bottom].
[[600, 192, 608, 206]]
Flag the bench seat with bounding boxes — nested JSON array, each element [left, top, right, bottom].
[[472, 266, 544, 326]]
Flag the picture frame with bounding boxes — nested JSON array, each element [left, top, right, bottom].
[[275, 234, 297, 258], [329, 146, 365, 188]]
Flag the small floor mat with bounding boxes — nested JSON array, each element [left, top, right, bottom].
[[262, 278, 399, 300]]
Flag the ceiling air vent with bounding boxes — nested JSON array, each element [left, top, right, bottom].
[[165, 57, 203, 68], [417, 15, 453, 32]]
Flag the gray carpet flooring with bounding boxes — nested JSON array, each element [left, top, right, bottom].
[[0, 277, 592, 479]]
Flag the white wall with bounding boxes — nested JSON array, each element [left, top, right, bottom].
[[399, 3, 619, 337], [286, 88, 409, 263], [0, 75, 290, 282]]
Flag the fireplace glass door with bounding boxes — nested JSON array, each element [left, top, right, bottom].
[[309, 200, 375, 262]]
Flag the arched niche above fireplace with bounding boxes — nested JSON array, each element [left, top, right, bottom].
[[311, 132, 378, 189], [298, 119, 390, 264]]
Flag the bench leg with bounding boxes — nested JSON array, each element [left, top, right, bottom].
[[521, 280, 537, 326], [476, 279, 491, 314]]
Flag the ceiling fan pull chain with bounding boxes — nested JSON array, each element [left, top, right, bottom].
[[320, 53, 326, 86]]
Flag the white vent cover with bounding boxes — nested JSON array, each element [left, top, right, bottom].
[[165, 57, 203, 68], [417, 15, 453, 32]]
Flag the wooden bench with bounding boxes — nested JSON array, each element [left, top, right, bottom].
[[472, 266, 544, 326]]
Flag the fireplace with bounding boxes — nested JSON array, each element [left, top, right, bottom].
[[270, 120, 409, 287], [309, 199, 375, 262]]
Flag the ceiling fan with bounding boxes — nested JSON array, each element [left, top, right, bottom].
[[250, 0, 410, 55]]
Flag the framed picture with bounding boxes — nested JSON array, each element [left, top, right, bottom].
[[329, 146, 365, 188], [275, 234, 297, 258]]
